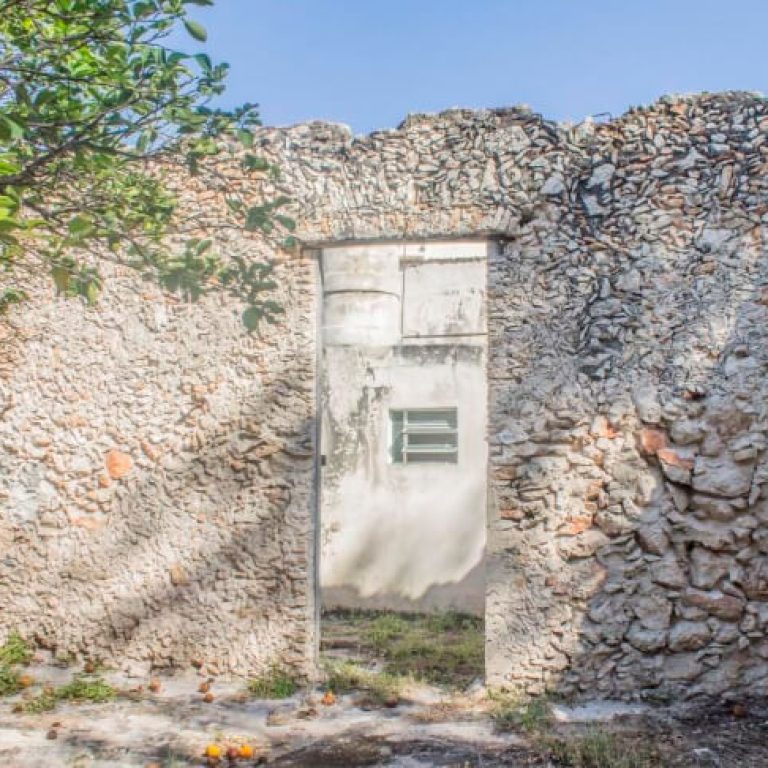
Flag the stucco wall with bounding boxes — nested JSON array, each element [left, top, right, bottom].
[[319, 241, 488, 615]]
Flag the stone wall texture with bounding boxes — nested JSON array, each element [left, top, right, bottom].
[[4, 90, 768, 700], [0, 191, 318, 677]]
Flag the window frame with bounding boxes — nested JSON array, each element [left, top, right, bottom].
[[389, 407, 459, 465]]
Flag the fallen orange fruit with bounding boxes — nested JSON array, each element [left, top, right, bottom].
[[321, 690, 336, 706], [204, 743, 222, 759], [18, 675, 34, 688], [239, 744, 255, 759]]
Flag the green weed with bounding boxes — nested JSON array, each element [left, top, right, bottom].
[[19, 675, 116, 713], [544, 728, 660, 768], [0, 632, 32, 666], [0, 664, 22, 697], [324, 660, 404, 705], [0, 632, 32, 697], [56, 675, 116, 703], [364, 614, 406, 651], [490, 692, 552, 733], [248, 665, 298, 699], [18, 687, 58, 713]]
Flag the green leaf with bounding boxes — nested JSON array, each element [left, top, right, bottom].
[[194, 53, 212, 71], [237, 130, 254, 148], [183, 19, 208, 41], [0, 116, 24, 142], [68, 216, 93, 235], [243, 154, 269, 171], [51, 266, 70, 293], [275, 214, 296, 231], [85, 282, 99, 305], [0, 157, 20, 176], [242, 306, 262, 331]]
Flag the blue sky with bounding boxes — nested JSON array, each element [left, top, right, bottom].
[[179, 0, 767, 134]]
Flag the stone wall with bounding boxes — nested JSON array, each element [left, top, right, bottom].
[[483, 93, 768, 702], [3, 90, 768, 699], [255, 91, 768, 701], [0, 200, 318, 677]]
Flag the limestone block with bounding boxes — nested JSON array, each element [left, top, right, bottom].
[[632, 384, 662, 424], [668, 621, 711, 652], [633, 591, 672, 630], [651, 553, 687, 589], [557, 529, 610, 560], [682, 589, 746, 621], [741, 558, 768, 600], [693, 456, 753, 498], [690, 546, 731, 589], [670, 420, 706, 445], [636, 523, 670, 556], [626, 622, 667, 652], [664, 653, 704, 681]]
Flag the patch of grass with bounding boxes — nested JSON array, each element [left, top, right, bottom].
[[56, 674, 116, 703], [0, 632, 32, 666], [324, 660, 404, 705], [0, 632, 32, 698], [323, 609, 484, 689], [384, 631, 483, 687], [544, 729, 660, 768], [425, 610, 481, 634], [354, 610, 484, 688], [17, 687, 58, 714], [18, 675, 116, 713], [364, 614, 406, 651], [248, 665, 298, 699], [0, 664, 22, 697], [490, 692, 553, 733]]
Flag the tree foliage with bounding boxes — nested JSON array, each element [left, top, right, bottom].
[[0, 0, 290, 326]]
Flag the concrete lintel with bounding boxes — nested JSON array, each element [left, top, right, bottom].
[[301, 232, 509, 251]]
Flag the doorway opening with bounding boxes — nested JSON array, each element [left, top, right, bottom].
[[315, 238, 490, 698]]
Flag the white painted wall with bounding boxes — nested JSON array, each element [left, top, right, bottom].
[[319, 240, 489, 614]]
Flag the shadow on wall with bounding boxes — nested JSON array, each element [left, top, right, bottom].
[[0, 269, 316, 678], [488, 221, 768, 702]]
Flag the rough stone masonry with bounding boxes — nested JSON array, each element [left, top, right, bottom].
[[2, 90, 768, 702]]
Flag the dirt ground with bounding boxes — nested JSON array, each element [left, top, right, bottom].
[[0, 612, 765, 767]]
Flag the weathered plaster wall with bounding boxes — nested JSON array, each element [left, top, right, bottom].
[[0, 218, 318, 677], [319, 242, 488, 615]]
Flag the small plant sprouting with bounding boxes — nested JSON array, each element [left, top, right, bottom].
[[490, 692, 553, 733], [544, 727, 661, 768], [17, 675, 116, 713], [0, 632, 33, 667], [324, 660, 404, 705], [0, 632, 32, 697], [247, 665, 298, 699]]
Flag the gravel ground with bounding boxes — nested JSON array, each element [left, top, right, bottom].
[[0, 663, 767, 767]]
